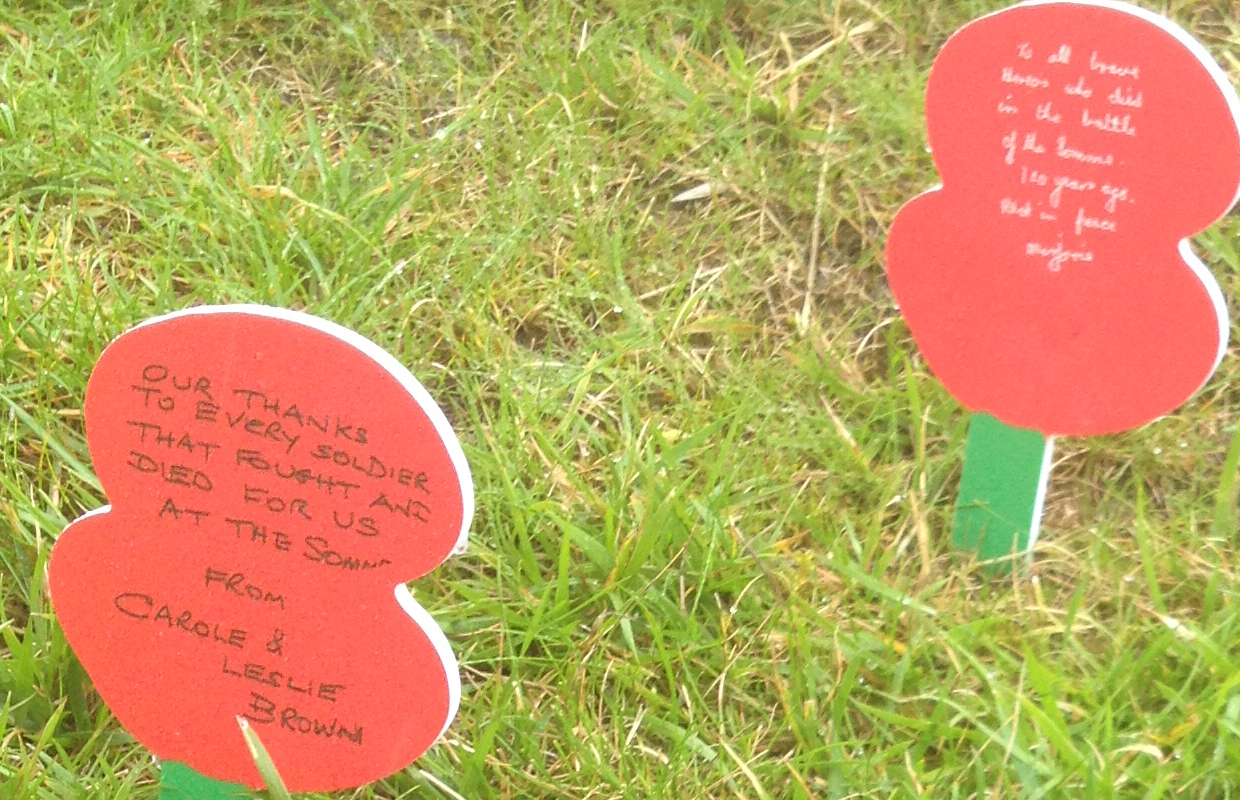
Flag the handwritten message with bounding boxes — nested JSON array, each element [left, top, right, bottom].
[[50, 309, 471, 791], [995, 41, 1143, 270], [123, 359, 439, 737]]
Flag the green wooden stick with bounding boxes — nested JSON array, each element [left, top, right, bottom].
[[159, 761, 250, 800], [953, 412, 1053, 567]]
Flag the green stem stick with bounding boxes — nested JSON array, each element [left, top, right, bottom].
[[159, 761, 250, 800], [953, 412, 1053, 566]]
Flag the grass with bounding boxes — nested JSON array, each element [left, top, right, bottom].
[[4, 0, 1240, 797]]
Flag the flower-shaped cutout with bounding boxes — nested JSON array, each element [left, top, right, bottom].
[[886, 1, 1240, 435], [50, 306, 472, 792]]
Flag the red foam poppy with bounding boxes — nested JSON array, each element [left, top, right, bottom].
[[887, 1, 1240, 435], [50, 307, 472, 792]]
